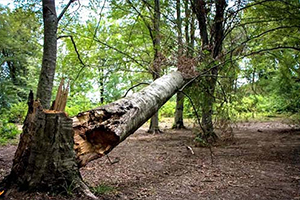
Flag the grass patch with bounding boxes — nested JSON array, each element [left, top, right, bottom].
[[91, 184, 116, 195]]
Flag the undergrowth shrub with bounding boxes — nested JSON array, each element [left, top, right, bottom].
[[65, 95, 97, 117], [0, 120, 21, 144], [160, 100, 175, 118], [8, 101, 27, 123]]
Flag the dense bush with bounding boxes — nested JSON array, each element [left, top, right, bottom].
[[65, 94, 98, 117], [160, 100, 176, 118], [7, 101, 28, 123], [0, 119, 21, 144]]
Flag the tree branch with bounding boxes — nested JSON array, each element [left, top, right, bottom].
[[180, 90, 205, 133], [123, 82, 150, 98], [57, 0, 77, 22], [225, 25, 300, 58], [127, 0, 154, 42], [57, 35, 85, 66], [57, 35, 87, 83], [91, 0, 107, 44], [93, 37, 149, 71], [242, 46, 300, 57]]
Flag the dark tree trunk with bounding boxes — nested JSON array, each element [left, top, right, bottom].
[[190, 9, 196, 56], [148, 72, 160, 133], [36, 0, 58, 109], [148, 0, 162, 133], [173, 92, 185, 129], [185, 0, 190, 52], [201, 67, 219, 142], [173, 0, 185, 129], [192, 0, 226, 142], [1, 91, 96, 199], [192, 0, 209, 47]]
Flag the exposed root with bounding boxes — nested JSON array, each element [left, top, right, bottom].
[[172, 123, 186, 129], [78, 181, 98, 200], [147, 128, 163, 134]]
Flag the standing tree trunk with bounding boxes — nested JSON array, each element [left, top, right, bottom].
[[36, 0, 75, 109], [0, 0, 90, 197], [190, 5, 196, 57], [173, 0, 185, 129], [192, 0, 226, 142], [148, 0, 162, 133], [36, 0, 58, 109]]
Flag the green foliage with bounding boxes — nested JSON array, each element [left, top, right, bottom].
[[65, 94, 96, 117], [0, 119, 21, 145], [61, 180, 78, 197], [6, 101, 27, 123], [0, 5, 42, 109], [1, 0, 300, 137], [194, 135, 207, 147], [160, 100, 176, 118], [91, 184, 115, 195]]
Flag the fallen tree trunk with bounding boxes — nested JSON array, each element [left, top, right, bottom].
[[73, 71, 185, 167], [1, 71, 185, 199]]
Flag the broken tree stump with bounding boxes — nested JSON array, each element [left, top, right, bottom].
[[1, 91, 96, 199]]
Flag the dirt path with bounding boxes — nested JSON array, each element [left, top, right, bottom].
[[0, 121, 299, 199]]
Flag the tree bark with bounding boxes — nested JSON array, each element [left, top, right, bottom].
[[191, 0, 226, 142], [36, 0, 76, 109], [2, 91, 97, 199], [148, 0, 162, 133], [201, 0, 226, 142], [36, 0, 58, 109], [192, 0, 209, 48], [190, 11, 196, 56], [173, 0, 185, 129], [73, 71, 185, 166], [173, 91, 185, 129]]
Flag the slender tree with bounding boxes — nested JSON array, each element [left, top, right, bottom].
[[173, 0, 185, 129], [148, 0, 162, 133], [36, 0, 75, 109]]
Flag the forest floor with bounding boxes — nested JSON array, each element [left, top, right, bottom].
[[0, 119, 300, 200]]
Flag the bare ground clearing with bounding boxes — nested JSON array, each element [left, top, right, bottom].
[[0, 120, 299, 199]]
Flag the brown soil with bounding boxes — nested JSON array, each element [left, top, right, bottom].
[[0, 120, 299, 200]]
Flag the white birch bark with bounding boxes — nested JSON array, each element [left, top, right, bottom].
[[73, 71, 185, 166]]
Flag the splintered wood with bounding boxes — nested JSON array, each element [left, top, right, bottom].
[[72, 71, 186, 167], [72, 105, 126, 167], [52, 78, 69, 111]]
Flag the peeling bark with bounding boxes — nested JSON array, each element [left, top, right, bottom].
[[73, 71, 185, 167]]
